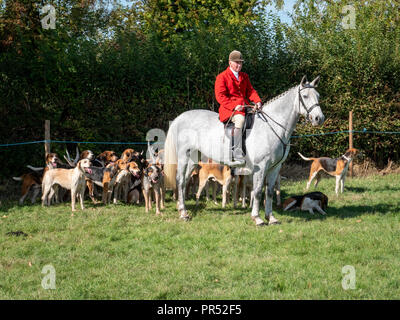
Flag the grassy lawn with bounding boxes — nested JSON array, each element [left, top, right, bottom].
[[1, 173, 400, 299]]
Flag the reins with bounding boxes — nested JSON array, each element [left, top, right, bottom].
[[254, 106, 290, 170], [223, 84, 320, 170]]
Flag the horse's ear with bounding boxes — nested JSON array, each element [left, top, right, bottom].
[[310, 76, 320, 87], [300, 75, 307, 87]]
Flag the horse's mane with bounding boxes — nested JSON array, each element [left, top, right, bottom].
[[263, 85, 297, 107]]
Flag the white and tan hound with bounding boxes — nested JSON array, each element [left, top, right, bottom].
[[298, 148, 359, 195], [41, 159, 92, 211], [195, 159, 232, 208], [13, 153, 60, 205]]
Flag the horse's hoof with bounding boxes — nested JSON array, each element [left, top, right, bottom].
[[268, 219, 281, 225], [256, 222, 266, 227], [181, 215, 191, 222], [252, 216, 265, 226]]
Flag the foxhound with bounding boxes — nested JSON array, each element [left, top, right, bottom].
[[13, 153, 60, 205], [41, 159, 92, 211], [112, 160, 141, 204], [195, 159, 232, 208], [298, 148, 359, 195], [283, 191, 328, 215], [142, 163, 164, 215]]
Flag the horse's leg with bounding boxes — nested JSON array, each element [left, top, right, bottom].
[[250, 164, 267, 226], [176, 153, 191, 220], [264, 166, 281, 225]]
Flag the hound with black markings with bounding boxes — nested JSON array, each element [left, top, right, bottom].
[[298, 148, 359, 195], [283, 191, 328, 215]]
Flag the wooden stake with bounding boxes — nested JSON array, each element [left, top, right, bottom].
[[45, 120, 50, 156], [349, 111, 353, 177]]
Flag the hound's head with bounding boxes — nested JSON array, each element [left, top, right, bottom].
[[46, 153, 59, 168], [345, 148, 359, 157], [115, 159, 129, 171], [127, 161, 141, 179], [298, 76, 325, 126], [77, 158, 92, 174], [98, 151, 119, 165], [144, 164, 162, 185], [321, 193, 329, 211], [81, 150, 95, 161], [122, 148, 135, 162]]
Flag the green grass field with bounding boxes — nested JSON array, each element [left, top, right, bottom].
[[1, 173, 399, 299]]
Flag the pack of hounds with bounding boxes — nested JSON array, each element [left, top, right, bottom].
[[12, 145, 359, 217]]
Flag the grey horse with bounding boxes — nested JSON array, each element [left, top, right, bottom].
[[164, 76, 324, 226]]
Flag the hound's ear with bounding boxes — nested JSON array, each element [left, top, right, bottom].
[[310, 76, 320, 88], [300, 75, 308, 87]]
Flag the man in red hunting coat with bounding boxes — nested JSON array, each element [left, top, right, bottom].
[[215, 50, 262, 166]]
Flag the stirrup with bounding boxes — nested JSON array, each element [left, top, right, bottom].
[[234, 166, 252, 175], [229, 159, 246, 167]]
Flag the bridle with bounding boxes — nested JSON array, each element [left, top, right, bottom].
[[223, 83, 320, 171], [298, 84, 320, 122], [253, 84, 320, 170]]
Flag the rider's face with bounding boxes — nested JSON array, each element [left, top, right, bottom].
[[229, 60, 243, 73]]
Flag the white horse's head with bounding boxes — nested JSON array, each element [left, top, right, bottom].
[[298, 76, 325, 126]]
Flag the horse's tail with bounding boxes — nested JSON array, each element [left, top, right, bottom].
[[297, 152, 313, 161], [164, 124, 177, 190]]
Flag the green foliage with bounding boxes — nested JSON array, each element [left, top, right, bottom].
[[0, 0, 399, 177], [285, 0, 400, 166]]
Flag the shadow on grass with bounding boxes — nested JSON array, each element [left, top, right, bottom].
[[342, 186, 368, 193], [188, 201, 250, 217], [325, 203, 399, 218], [0, 200, 19, 214], [277, 202, 399, 220]]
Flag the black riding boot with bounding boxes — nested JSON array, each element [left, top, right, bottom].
[[231, 127, 245, 167]]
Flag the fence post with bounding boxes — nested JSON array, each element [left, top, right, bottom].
[[45, 120, 50, 156], [349, 111, 353, 177]]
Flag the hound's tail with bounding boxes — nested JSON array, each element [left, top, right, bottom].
[[12, 177, 22, 181], [163, 123, 177, 190], [297, 152, 313, 161]]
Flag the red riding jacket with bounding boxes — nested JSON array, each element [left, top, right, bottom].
[[215, 67, 261, 123]]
